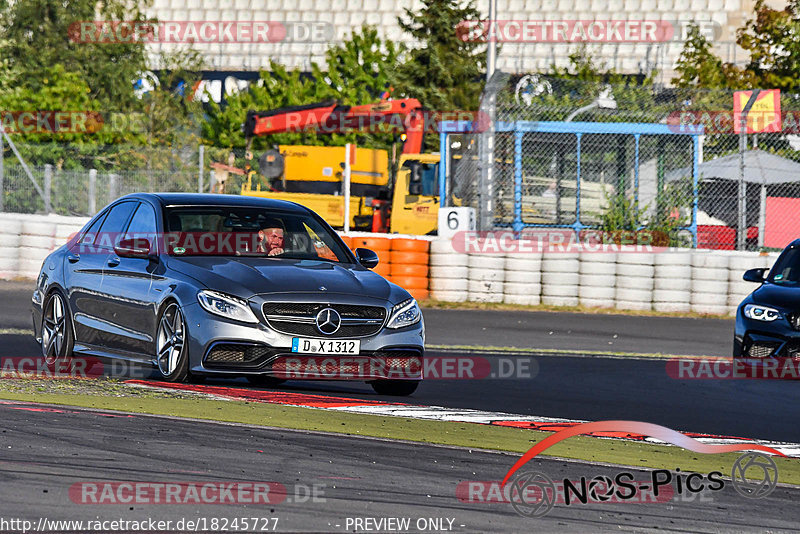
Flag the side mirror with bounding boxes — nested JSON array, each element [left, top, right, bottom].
[[114, 237, 153, 259], [743, 267, 768, 283], [354, 247, 379, 269]]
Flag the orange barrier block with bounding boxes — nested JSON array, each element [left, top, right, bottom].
[[351, 237, 391, 251], [407, 288, 430, 301], [390, 239, 430, 253], [389, 275, 428, 290], [390, 263, 429, 277], [389, 251, 428, 265]]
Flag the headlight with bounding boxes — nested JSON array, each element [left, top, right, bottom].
[[743, 304, 781, 322], [197, 290, 258, 324], [386, 298, 422, 329]]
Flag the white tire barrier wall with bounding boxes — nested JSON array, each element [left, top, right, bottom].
[[541, 253, 579, 307], [578, 252, 616, 308], [690, 251, 730, 315], [653, 251, 692, 313], [0, 213, 89, 281], [429, 239, 468, 302], [468, 254, 505, 303], [0, 218, 23, 279], [615, 253, 655, 311], [504, 251, 542, 306], [424, 237, 783, 316], [727, 252, 771, 316]]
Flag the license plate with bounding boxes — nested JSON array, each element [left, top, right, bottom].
[[291, 338, 361, 355]]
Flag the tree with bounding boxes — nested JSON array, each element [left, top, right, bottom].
[[673, 0, 800, 92], [672, 25, 726, 89], [201, 25, 401, 153], [0, 0, 152, 110], [392, 0, 485, 112]]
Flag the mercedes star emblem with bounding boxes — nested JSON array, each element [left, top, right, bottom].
[[315, 307, 341, 335]]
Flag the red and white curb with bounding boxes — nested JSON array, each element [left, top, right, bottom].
[[127, 380, 800, 458]]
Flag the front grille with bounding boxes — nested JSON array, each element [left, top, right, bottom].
[[747, 343, 779, 358], [205, 343, 277, 368], [262, 303, 387, 338]]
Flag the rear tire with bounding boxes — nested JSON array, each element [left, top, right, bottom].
[[370, 380, 419, 396]]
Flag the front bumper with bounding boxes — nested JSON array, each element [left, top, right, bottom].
[[181, 301, 425, 380], [734, 306, 800, 358]]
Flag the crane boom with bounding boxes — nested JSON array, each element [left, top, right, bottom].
[[243, 98, 426, 156]]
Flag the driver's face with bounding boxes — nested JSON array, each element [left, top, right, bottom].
[[260, 227, 284, 249]]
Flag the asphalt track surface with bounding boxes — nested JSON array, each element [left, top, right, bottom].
[[4, 281, 799, 443], [1, 402, 798, 533]]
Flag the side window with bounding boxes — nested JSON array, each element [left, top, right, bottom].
[[124, 203, 158, 236], [124, 202, 158, 252], [78, 211, 107, 246], [95, 201, 137, 250]]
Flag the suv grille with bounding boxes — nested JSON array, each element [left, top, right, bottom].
[[262, 303, 386, 338]]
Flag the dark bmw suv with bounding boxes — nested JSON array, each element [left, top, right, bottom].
[[734, 240, 800, 359]]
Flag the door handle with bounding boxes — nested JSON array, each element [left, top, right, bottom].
[[67, 253, 80, 263], [107, 257, 120, 267]]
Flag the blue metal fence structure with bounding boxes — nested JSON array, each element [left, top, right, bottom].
[[438, 120, 704, 246]]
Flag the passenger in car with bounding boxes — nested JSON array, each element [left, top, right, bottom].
[[258, 218, 285, 256]]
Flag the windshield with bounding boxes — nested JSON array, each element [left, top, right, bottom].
[[769, 247, 800, 284], [163, 206, 352, 262]]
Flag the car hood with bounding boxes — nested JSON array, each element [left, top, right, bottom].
[[752, 283, 800, 310], [166, 256, 403, 302]]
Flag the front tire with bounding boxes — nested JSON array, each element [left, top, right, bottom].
[[156, 302, 190, 382], [41, 290, 74, 373], [370, 380, 419, 396]]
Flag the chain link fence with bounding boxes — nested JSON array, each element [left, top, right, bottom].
[[444, 72, 800, 251], [0, 142, 260, 216]]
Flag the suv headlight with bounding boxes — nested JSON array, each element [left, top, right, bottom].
[[386, 298, 422, 329], [197, 290, 258, 324], [743, 304, 781, 322]]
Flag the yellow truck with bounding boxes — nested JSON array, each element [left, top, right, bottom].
[[240, 144, 440, 235]]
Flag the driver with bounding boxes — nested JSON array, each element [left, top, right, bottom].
[[258, 218, 285, 256]]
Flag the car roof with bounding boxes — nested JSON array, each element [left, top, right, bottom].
[[118, 193, 310, 213]]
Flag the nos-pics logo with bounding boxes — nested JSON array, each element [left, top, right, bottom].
[[502, 420, 782, 518]]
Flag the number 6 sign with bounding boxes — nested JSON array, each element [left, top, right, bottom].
[[438, 207, 475, 239]]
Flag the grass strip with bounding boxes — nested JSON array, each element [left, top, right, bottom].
[[0, 382, 796, 485]]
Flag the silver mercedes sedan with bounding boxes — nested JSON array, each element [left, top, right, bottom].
[[31, 193, 424, 395]]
